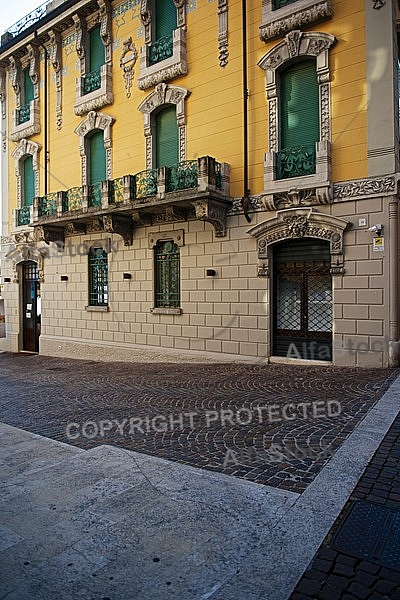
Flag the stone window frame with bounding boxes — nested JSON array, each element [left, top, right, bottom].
[[148, 229, 184, 315], [138, 83, 190, 169], [11, 139, 41, 217], [85, 241, 110, 311], [9, 46, 40, 142], [74, 110, 115, 186], [73, 0, 113, 116], [258, 30, 336, 204], [259, 0, 333, 42], [137, 0, 188, 90], [247, 207, 349, 277]]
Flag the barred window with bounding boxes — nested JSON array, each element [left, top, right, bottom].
[[88, 246, 108, 306], [154, 240, 180, 308]]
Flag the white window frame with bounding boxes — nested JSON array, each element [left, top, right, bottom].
[[258, 30, 335, 205], [259, 0, 333, 42], [138, 0, 188, 91]]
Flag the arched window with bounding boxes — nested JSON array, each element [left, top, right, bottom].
[[277, 59, 319, 179], [155, 106, 179, 168], [23, 155, 35, 207], [88, 246, 108, 307]]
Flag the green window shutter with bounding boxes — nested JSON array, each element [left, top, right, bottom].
[[156, 106, 179, 168], [280, 60, 319, 150], [156, 0, 177, 39], [23, 155, 35, 207], [89, 25, 105, 72], [89, 130, 107, 185], [23, 67, 34, 104]]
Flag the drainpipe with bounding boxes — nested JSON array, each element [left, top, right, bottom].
[[388, 198, 399, 367], [34, 33, 48, 195], [240, 0, 251, 223]]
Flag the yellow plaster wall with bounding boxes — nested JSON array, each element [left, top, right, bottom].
[[6, 0, 368, 229]]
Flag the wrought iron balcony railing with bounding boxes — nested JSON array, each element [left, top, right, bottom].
[[82, 67, 102, 95], [149, 35, 174, 65], [88, 182, 102, 207], [276, 144, 317, 180], [17, 206, 32, 226], [272, 0, 299, 9], [165, 160, 198, 193], [135, 169, 158, 199], [17, 102, 31, 125], [38, 192, 57, 217], [63, 187, 83, 212], [30, 157, 229, 228], [1, 0, 48, 43]]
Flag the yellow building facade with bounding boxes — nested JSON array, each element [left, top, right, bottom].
[[0, 0, 398, 367]]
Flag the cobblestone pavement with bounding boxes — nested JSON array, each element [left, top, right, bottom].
[[289, 410, 400, 600], [0, 352, 397, 495]]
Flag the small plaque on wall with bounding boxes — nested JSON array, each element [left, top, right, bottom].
[[373, 237, 384, 252]]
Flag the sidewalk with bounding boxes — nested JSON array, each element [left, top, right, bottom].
[[0, 352, 399, 599], [289, 396, 400, 599]]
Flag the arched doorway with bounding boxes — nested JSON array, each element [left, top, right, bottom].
[[22, 261, 41, 352], [273, 238, 332, 361]]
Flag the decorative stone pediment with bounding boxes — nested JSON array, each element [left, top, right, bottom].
[[248, 208, 349, 277]]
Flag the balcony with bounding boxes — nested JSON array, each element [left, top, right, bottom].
[[276, 144, 316, 180], [149, 35, 174, 66], [16, 205, 33, 227], [31, 156, 231, 245], [17, 102, 31, 125], [82, 67, 102, 95]]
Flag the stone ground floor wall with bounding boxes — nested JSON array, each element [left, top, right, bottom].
[[0, 192, 397, 368]]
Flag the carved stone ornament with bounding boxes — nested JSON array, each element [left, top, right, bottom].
[[333, 176, 396, 200], [192, 199, 227, 237], [65, 222, 86, 236], [6, 242, 45, 283], [0, 66, 7, 120], [259, 0, 333, 42], [131, 211, 152, 227], [218, 0, 229, 67], [284, 215, 308, 237], [48, 30, 63, 129], [103, 214, 134, 246], [153, 206, 187, 224], [247, 208, 349, 277], [120, 37, 138, 98], [34, 225, 65, 245], [373, 0, 385, 8]]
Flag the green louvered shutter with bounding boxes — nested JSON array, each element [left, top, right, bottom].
[[156, 106, 179, 168], [89, 130, 106, 184], [280, 60, 319, 150], [156, 0, 177, 39], [89, 25, 105, 71], [23, 67, 34, 104], [23, 155, 35, 207]]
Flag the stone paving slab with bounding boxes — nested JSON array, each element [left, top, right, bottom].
[[0, 352, 397, 494], [0, 371, 399, 599], [0, 422, 298, 600]]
